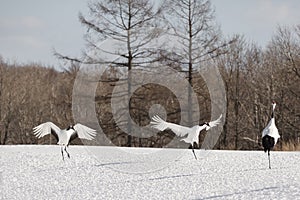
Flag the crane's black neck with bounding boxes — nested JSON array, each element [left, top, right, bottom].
[[200, 122, 209, 127], [271, 108, 275, 119], [67, 125, 75, 130]]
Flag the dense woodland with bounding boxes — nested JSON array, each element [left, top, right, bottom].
[[0, 0, 299, 150]]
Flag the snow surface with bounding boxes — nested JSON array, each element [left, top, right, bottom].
[[1, 145, 300, 200]]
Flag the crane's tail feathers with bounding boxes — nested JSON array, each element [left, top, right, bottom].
[[150, 115, 168, 131]]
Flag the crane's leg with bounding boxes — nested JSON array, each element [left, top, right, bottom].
[[192, 144, 197, 160], [64, 146, 70, 158], [268, 150, 271, 169], [61, 146, 65, 161]]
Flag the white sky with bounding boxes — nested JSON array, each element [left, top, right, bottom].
[[0, 0, 299, 67]]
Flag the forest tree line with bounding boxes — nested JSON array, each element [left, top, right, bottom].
[[0, 0, 299, 150]]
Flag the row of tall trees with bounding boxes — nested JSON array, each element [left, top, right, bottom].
[[0, 0, 299, 150]]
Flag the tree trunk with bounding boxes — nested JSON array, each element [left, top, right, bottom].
[[187, 1, 193, 126], [127, 9, 133, 147], [234, 64, 240, 150]]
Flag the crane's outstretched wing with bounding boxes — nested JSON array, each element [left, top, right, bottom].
[[150, 115, 191, 137], [208, 114, 223, 128], [33, 122, 61, 141], [72, 123, 97, 140]]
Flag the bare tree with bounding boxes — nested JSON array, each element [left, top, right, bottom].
[[55, 0, 165, 147], [163, 0, 236, 126], [217, 36, 264, 150]]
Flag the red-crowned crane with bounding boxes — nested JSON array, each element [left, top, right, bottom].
[[33, 122, 97, 160], [150, 115, 222, 159], [262, 102, 280, 169]]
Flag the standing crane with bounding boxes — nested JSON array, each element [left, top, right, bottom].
[[262, 102, 280, 169]]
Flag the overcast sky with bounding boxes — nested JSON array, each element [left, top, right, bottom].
[[0, 0, 300, 67]]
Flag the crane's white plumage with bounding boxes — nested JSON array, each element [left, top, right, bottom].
[[151, 114, 222, 159], [262, 102, 280, 145], [262, 118, 280, 144], [151, 114, 222, 140], [208, 114, 223, 129], [33, 122, 97, 160], [151, 115, 191, 137], [33, 122, 61, 139], [73, 123, 97, 140]]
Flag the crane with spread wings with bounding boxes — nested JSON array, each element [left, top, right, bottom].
[[33, 122, 97, 160], [151, 114, 222, 159]]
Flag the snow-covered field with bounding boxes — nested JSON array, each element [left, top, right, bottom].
[[1, 145, 300, 200]]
